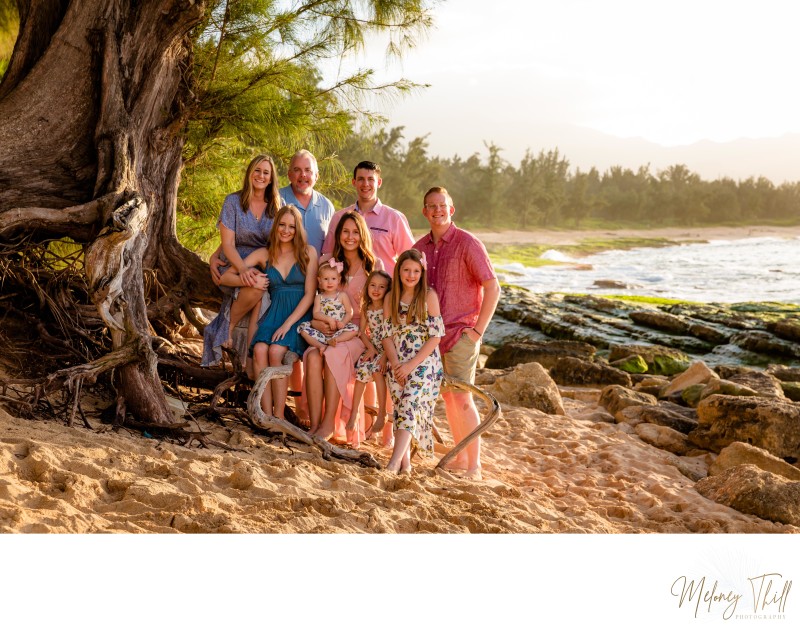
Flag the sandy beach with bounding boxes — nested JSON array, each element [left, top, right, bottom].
[[1, 378, 794, 534]]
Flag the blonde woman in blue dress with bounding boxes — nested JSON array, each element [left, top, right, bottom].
[[250, 205, 318, 419], [381, 249, 444, 474]]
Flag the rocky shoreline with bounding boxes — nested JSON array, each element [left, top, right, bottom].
[[479, 285, 800, 527]]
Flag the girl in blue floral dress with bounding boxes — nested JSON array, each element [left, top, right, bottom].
[[381, 249, 444, 474]]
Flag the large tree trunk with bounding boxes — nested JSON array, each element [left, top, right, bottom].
[[0, 0, 217, 424]]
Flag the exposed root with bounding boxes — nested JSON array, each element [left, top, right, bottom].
[[435, 374, 501, 472], [0, 343, 143, 421], [247, 361, 381, 469]]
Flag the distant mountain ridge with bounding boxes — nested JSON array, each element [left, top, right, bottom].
[[550, 129, 800, 185]]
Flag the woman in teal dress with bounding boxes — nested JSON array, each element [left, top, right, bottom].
[[250, 205, 318, 419]]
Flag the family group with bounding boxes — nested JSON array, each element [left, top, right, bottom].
[[201, 151, 500, 476]]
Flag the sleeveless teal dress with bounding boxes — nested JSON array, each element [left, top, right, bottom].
[[250, 263, 311, 356]]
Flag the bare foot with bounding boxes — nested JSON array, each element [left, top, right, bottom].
[[314, 420, 335, 441], [461, 467, 482, 481], [399, 464, 413, 475], [367, 414, 386, 439], [443, 456, 469, 471]]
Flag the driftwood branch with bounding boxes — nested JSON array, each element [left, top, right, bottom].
[[246, 362, 381, 468], [435, 374, 501, 471]]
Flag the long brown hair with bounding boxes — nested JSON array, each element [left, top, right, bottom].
[[240, 154, 281, 219], [331, 211, 376, 278], [390, 249, 428, 325], [266, 205, 310, 275]]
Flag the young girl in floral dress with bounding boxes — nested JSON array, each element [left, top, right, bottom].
[[381, 249, 444, 474], [297, 258, 358, 351], [346, 270, 392, 441]]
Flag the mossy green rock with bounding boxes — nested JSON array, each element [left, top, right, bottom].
[[611, 354, 648, 374], [781, 382, 800, 402], [651, 355, 692, 376], [608, 344, 690, 376], [681, 383, 706, 407]]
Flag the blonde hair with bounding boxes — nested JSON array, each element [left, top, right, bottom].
[[240, 154, 281, 218], [390, 249, 428, 325], [318, 258, 344, 285], [266, 205, 310, 275], [361, 269, 392, 312]]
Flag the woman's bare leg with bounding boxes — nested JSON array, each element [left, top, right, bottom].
[[314, 361, 340, 440], [227, 287, 263, 346], [268, 344, 289, 419], [252, 342, 272, 415], [347, 380, 367, 433], [305, 350, 323, 434]]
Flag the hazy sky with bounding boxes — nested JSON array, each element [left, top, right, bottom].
[[325, 0, 800, 173]]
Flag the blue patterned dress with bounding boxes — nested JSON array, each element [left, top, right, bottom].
[[384, 302, 445, 454], [250, 263, 311, 356], [201, 193, 275, 366]]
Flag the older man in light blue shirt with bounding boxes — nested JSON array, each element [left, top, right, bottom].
[[279, 149, 335, 257]]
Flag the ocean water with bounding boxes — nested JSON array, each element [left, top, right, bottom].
[[497, 236, 800, 304]]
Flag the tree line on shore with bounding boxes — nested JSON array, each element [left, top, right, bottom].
[[337, 129, 800, 232]]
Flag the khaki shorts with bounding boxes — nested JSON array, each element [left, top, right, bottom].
[[441, 331, 480, 391]]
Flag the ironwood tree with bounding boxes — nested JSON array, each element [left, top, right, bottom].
[[0, 0, 431, 428]]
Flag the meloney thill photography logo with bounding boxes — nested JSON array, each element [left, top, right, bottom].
[[671, 573, 791, 621]]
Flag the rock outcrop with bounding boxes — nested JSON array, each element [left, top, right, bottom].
[[709, 442, 800, 481], [484, 340, 596, 370], [598, 385, 657, 415], [696, 464, 800, 527], [661, 361, 718, 397], [635, 423, 695, 456], [493, 286, 800, 369], [487, 362, 565, 415], [689, 395, 800, 461], [608, 343, 691, 375], [549, 356, 632, 387]]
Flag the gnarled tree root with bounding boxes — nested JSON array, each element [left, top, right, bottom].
[[435, 374, 501, 472], [246, 364, 381, 469], [0, 342, 143, 426]]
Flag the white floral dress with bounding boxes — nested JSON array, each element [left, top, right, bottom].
[[297, 292, 358, 344], [384, 302, 445, 455], [355, 307, 386, 383]]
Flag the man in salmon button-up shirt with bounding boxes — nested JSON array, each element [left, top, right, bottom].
[[414, 186, 500, 480]]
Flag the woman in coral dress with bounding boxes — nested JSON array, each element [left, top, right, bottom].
[[304, 212, 384, 446]]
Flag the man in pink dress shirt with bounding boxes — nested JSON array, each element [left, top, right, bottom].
[[414, 186, 501, 479], [322, 161, 414, 271]]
